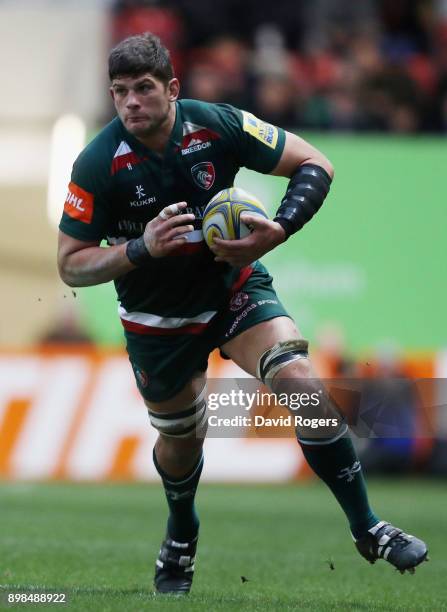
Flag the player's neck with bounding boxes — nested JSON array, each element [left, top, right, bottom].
[[136, 102, 176, 155]]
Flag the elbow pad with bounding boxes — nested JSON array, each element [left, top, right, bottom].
[[274, 164, 332, 239]]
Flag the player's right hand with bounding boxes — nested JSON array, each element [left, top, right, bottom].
[[143, 202, 195, 257]]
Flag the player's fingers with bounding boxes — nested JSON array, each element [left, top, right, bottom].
[[212, 238, 247, 253], [164, 237, 188, 251], [165, 225, 195, 241], [240, 213, 266, 229], [165, 213, 195, 228], [210, 245, 227, 257], [158, 202, 187, 221], [208, 238, 221, 251], [212, 237, 237, 248], [158, 205, 178, 220], [240, 213, 259, 223]]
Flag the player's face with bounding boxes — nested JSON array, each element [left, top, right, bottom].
[[110, 74, 179, 137]]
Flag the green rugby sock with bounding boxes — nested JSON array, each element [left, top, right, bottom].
[[153, 449, 203, 542], [299, 436, 379, 539]]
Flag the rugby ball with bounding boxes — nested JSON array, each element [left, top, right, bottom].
[[202, 187, 268, 247]]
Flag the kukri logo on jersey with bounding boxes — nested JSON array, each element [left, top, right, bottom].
[[179, 122, 220, 156], [191, 162, 215, 190]]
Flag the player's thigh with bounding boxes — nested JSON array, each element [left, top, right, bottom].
[[143, 372, 206, 415], [216, 262, 304, 377], [221, 316, 303, 378], [125, 329, 210, 404]]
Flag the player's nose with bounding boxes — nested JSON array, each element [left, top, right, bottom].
[[126, 91, 140, 108]]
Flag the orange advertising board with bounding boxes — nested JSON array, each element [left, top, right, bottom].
[[0, 348, 303, 482]]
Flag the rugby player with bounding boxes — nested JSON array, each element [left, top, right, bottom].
[[57, 33, 428, 594]]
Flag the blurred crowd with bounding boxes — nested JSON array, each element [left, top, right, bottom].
[[110, 0, 447, 133]]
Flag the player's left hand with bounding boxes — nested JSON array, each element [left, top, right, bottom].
[[210, 214, 286, 267]]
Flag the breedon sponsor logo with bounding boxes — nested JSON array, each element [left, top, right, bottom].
[[179, 122, 220, 155]]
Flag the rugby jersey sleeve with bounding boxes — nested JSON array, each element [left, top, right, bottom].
[[59, 147, 110, 242], [212, 103, 286, 174]]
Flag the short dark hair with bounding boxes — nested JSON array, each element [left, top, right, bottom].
[[108, 33, 174, 83]]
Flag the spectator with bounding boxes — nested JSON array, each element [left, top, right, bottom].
[[107, 0, 447, 133]]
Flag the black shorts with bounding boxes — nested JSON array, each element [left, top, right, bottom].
[[125, 263, 290, 402]]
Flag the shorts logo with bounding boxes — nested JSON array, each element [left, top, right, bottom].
[[242, 111, 278, 149], [226, 303, 257, 337], [229, 291, 249, 311], [132, 364, 149, 388], [64, 182, 94, 223], [191, 162, 215, 190]]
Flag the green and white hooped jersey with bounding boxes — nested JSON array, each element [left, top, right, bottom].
[[59, 100, 286, 335]]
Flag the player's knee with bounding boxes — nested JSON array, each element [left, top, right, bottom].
[[148, 389, 208, 439], [280, 356, 313, 380], [256, 339, 347, 443], [257, 338, 310, 385], [155, 435, 204, 475]]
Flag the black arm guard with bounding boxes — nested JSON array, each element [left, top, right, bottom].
[[126, 236, 153, 266], [274, 164, 332, 239]]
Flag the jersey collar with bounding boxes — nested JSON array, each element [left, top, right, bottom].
[[170, 101, 183, 148]]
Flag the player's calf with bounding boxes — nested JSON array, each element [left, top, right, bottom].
[[149, 390, 208, 594], [257, 339, 429, 575], [152, 450, 203, 595], [257, 339, 380, 541]]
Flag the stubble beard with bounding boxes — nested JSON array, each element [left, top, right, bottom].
[[127, 102, 171, 139]]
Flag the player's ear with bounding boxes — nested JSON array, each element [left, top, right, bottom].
[[167, 78, 180, 102], [109, 87, 116, 102]]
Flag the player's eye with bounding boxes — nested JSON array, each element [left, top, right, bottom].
[[114, 87, 127, 96], [138, 84, 153, 94]]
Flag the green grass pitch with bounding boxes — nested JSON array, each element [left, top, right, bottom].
[[0, 479, 445, 611]]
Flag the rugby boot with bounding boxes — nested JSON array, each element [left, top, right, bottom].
[[154, 534, 198, 594], [355, 520, 428, 574]]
